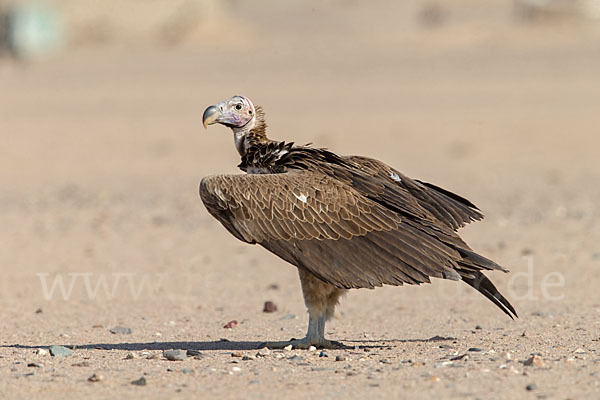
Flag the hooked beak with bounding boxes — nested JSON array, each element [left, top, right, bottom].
[[202, 105, 221, 129]]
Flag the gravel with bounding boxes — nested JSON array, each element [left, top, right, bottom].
[[109, 326, 132, 335], [49, 345, 72, 357], [163, 349, 187, 361]]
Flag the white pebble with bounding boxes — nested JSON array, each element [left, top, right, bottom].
[[308, 346, 317, 352], [283, 345, 293, 351]]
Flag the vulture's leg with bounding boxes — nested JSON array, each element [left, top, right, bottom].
[[261, 269, 346, 350]]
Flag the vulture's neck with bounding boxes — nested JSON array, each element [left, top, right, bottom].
[[232, 106, 270, 156]]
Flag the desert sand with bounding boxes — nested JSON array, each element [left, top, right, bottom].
[[0, 1, 599, 399]]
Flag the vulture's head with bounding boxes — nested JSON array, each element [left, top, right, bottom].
[[202, 95, 266, 155], [202, 95, 255, 129]]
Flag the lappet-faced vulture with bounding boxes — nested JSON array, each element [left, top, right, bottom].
[[200, 95, 517, 349]]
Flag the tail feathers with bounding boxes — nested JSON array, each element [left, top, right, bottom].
[[461, 271, 518, 319]]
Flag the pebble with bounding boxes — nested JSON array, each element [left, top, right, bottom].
[[186, 350, 202, 357], [319, 351, 328, 358], [49, 345, 72, 357], [27, 362, 44, 368], [475, 325, 483, 330], [283, 345, 293, 351], [110, 326, 132, 335], [124, 353, 135, 360], [231, 366, 241, 372], [263, 301, 278, 313], [35, 308, 43, 314], [181, 368, 194, 374], [450, 354, 469, 361], [88, 373, 103, 382], [163, 350, 187, 361], [335, 355, 346, 362], [231, 352, 243, 358], [502, 352, 512, 360], [131, 377, 147, 386], [223, 320, 238, 329], [72, 361, 90, 367], [308, 346, 317, 352], [524, 355, 545, 368], [526, 383, 537, 391], [146, 353, 161, 360], [242, 355, 254, 361], [34, 348, 47, 356], [573, 348, 586, 354], [288, 355, 304, 362], [468, 347, 483, 352]]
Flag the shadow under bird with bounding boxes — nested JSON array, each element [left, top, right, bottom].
[[200, 95, 517, 349]]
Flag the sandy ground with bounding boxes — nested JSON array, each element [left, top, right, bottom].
[[1, 2, 599, 399]]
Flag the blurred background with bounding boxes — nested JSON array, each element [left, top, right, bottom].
[[0, 0, 599, 330]]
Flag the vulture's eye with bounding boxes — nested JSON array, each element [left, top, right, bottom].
[[235, 104, 243, 110]]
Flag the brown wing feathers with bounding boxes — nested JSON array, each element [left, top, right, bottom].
[[200, 149, 517, 319]]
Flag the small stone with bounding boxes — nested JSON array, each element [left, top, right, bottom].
[[35, 308, 43, 314], [49, 345, 72, 357], [263, 301, 278, 313], [450, 354, 469, 361], [439, 344, 453, 349], [502, 352, 512, 360], [72, 361, 90, 367], [92, 324, 103, 329], [426, 376, 441, 382], [319, 351, 328, 358], [335, 355, 346, 362], [27, 362, 44, 368], [109, 326, 132, 335], [88, 373, 103, 382], [186, 350, 202, 357], [475, 325, 483, 330], [289, 355, 304, 362], [242, 355, 254, 361], [231, 352, 242, 357], [124, 353, 135, 360], [521, 330, 528, 337], [231, 366, 241, 372], [468, 348, 483, 352], [146, 353, 161, 360], [525, 383, 537, 391], [223, 320, 238, 329], [283, 345, 293, 351], [573, 348, 586, 354], [131, 377, 147, 386], [524, 355, 544, 368], [34, 348, 47, 356], [163, 350, 186, 361], [181, 368, 194, 374], [267, 283, 279, 290], [308, 346, 317, 352]]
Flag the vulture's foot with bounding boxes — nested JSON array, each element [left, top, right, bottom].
[[260, 337, 344, 350]]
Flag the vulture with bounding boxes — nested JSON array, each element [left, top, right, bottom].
[[200, 95, 517, 349]]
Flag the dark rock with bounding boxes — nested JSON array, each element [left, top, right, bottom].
[[526, 383, 537, 391], [88, 373, 103, 382], [319, 351, 328, 358], [223, 320, 238, 329], [49, 345, 72, 357], [35, 308, 43, 314], [263, 301, 278, 313], [110, 326, 132, 335], [335, 355, 346, 362], [450, 354, 469, 361], [186, 349, 202, 357], [131, 377, 147, 386], [163, 349, 186, 361], [468, 348, 483, 352], [27, 362, 44, 368]]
